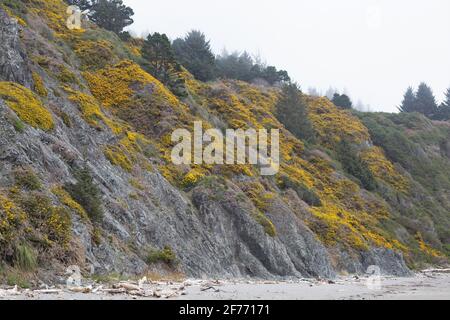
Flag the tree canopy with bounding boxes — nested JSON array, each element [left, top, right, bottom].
[[142, 33, 179, 83], [88, 0, 134, 35], [215, 51, 255, 82], [275, 83, 315, 143], [216, 51, 290, 85], [436, 88, 450, 121], [399, 83, 440, 119], [398, 87, 416, 113], [172, 30, 216, 82], [331, 93, 353, 109], [141, 32, 186, 96], [336, 140, 377, 191], [415, 83, 439, 118], [65, 0, 94, 11]]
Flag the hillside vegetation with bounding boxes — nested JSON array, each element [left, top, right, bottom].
[[0, 0, 449, 285]]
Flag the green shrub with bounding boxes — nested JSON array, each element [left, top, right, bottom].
[[12, 118, 26, 133], [46, 206, 72, 246], [14, 168, 42, 190], [64, 166, 104, 223], [6, 111, 26, 132], [5, 271, 31, 288], [15, 191, 72, 245], [336, 140, 377, 191], [278, 174, 322, 206], [147, 246, 177, 266], [443, 244, 450, 257], [17, 192, 51, 219], [60, 112, 72, 127], [253, 211, 277, 237], [57, 66, 79, 85], [14, 244, 37, 271]]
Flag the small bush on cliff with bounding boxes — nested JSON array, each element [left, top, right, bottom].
[[15, 191, 72, 247], [65, 166, 104, 223], [336, 140, 377, 191], [11, 118, 25, 133], [14, 168, 42, 191], [253, 211, 277, 237], [32, 72, 48, 97], [278, 174, 322, 206], [14, 244, 37, 271], [147, 246, 178, 266]]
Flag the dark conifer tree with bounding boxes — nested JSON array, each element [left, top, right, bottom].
[[141, 33, 186, 96], [142, 33, 179, 83], [436, 88, 450, 121], [398, 87, 416, 113], [275, 83, 316, 143], [172, 30, 216, 81], [415, 82, 438, 118], [332, 93, 353, 109], [89, 0, 134, 35]]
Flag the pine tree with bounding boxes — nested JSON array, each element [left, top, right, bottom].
[[172, 30, 216, 81], [89, 0, 134, 35], [398, 87, 416, 113], [141, 33, 186, 96], [275, 83, 316, 143], [443, 88, 450, 108], [436, 88, 450, 120], [415, 82, 438, 118], [142, 33, 178, 83]]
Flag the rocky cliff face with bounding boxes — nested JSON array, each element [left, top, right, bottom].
[[0, 0, 448, 284], [0, 9, 31, 86]]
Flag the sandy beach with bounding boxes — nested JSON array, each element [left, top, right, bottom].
[[1, 270, 449, 300]]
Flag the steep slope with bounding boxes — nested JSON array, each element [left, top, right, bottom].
[[0, 0, 448, 284]]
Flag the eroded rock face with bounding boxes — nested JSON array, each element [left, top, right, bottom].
[[0, 9, 32, 87], [331, 247, 412, 277], [191, 184, 336, 278]]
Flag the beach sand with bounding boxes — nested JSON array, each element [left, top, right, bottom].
[[1, 270, 449, 300]]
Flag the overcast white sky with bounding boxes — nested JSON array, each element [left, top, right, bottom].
[[123, 0, 450, 112]]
